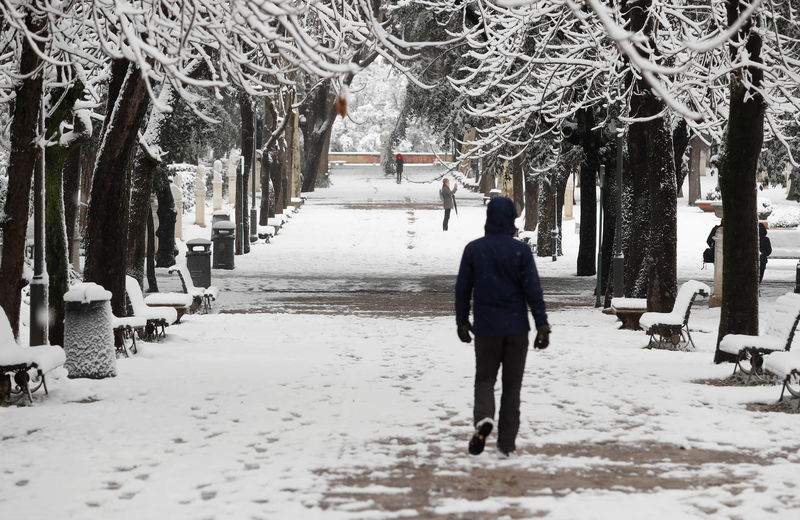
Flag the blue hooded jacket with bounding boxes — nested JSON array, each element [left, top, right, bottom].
[[455, 197, 547, 337]]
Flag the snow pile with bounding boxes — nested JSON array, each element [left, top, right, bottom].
[[768, 205, 800, 229], [63, 282, 111, 303]]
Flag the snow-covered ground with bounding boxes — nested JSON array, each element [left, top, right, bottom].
[[3, 165, 800, 519]]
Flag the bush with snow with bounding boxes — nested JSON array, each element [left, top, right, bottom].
[[768, 206, 800, 228]]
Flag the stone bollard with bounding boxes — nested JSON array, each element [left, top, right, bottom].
[[172, 173, 183, 240], [195, 165, 206, 227], [63, 282, 116, 379], [710, 226, 723, 308], [212, 159, 223, 211], [227, 149, 240, 205], [564, 175, 574, 220]]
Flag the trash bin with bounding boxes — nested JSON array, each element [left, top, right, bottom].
[[63, 282, 116, 379], [186, 238, 212, 288], [489, 188, 502, 201], [212, 220, 236, 269], [212, 210, 230, 227]]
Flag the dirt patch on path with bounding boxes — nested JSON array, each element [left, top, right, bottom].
[[315, 440, 795, 518]]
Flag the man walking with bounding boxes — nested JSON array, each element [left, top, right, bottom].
[[441, 178, 457, 231], [455, 196, 550, 458]]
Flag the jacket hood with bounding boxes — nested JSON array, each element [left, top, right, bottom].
[[484, 196, 517, 236]]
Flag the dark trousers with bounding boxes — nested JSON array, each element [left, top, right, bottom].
[[443, 208, 451, 230], [396, 168, 402, 183], [473, 334, 528, 452]]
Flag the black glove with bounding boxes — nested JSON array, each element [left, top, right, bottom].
[[533, 324, 551, 350], [457, 323, 473, 343]]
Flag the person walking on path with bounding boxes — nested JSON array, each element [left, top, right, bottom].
[[441, 178, 458, 231], [455, 196, 550, 458], [395, 153, 404, 184], [759, 222, 772, 283]]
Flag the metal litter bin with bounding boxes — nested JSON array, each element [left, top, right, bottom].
[[212, 220, 235, 269], [489, 188, 502, 200], [186, 238, 212, 288], [212, 209, 230, 227]]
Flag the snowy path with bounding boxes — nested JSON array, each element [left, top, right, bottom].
[[2, 166, 800, 519]]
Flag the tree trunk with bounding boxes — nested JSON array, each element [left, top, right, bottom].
[[146, 206, 158, 293], [127, 82, 177, 285], [260, 99, 277, 224], [576, 109, 599, 276], [83, 61, 151, 315], [715, 0, 765, 363], [624, 120, 650, 297], [511, 150, 525, 217], [127, 152, 158, 283], [238, 92, 254, 254], [0, 9, 46, 338], [673, 119, 690, 197], [44, 82, 86, 347], [154, 170, 177, 268], [63, 143, 82, 264], [524, 170, 539, 232], [382, 101, 410, 175], [301, 82, 334, 193], [645, 116, 677, 312]]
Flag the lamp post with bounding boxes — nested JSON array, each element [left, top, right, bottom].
[[238, 155, 245, 254], [250, 120, 259, 244], [551, 173, 558, 262], [613, 129, 625, 297], [595, 165, 606, 307]]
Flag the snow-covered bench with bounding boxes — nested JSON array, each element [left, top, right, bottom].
[[169, 263, 219, 313], [639, 280, 710, 351], [610, 297, 648, 330], [762, 352, 800, 403], [111, 315, 147, 357], [290, 196, 304, 208], [125, 276, 178, 339], [0, 310, 65, 403], [267, 215, 286, 233], [718, 293, 800, 379], [257, 224, 276, 243]]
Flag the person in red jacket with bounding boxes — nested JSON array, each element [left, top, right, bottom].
[[394, 153, 404, 184]]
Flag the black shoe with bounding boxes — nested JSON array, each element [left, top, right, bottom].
[[468, 418, 494, 455]]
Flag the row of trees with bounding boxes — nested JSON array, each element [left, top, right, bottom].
[[3, 0, 797, 366], [388, 0, 800, 362], [0, 0, 418, 343]]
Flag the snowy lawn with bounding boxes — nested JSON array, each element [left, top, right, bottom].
[[3, 165, 800, 519]]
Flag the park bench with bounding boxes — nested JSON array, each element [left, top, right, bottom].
[[639, 280, 710, 351], [111, 315, 148, 357], [257, 224, 276, 242], [139, 272, 195, 322], [718, 293, 800, 380], [610, 298, 648, 330], [0, 311, 65, 403], [125, 276, 178, 339], [168, 263, 219, 313], [762, 352, 800, 404], [483, 189, 502, 205], [290, 196, 304, 208]]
